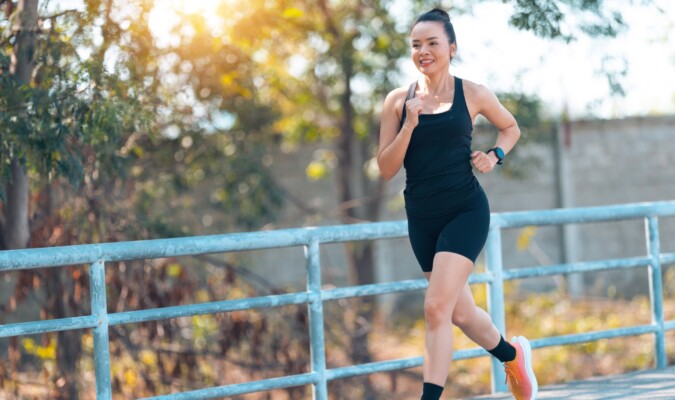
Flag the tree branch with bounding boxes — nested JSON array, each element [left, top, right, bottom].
[[38, 9, 80, 21]]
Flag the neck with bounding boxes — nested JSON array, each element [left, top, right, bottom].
[[421, 72, 454, 96]]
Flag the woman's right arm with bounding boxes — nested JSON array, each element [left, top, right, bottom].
[[377, 89, 421, 180]]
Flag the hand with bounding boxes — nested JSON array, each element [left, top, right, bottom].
[[471, 151, 497, 174], [403, 94, 426, 130]]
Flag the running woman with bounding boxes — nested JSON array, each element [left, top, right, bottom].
[[377, 8, 538, 400]]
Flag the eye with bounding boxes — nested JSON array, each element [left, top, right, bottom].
[[412, 44, 420, 49], [430, 42, 438, 46]]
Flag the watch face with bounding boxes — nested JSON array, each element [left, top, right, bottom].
[[496, 147, 504, 159]]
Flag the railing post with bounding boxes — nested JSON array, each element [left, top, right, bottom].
[[486, 226, 507, 392], [89, 259, 112, 399], [305, 239, 328, 399], [646, 216, 666, 368]]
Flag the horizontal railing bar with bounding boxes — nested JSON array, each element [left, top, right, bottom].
[[491, 201, 675, 228], [661, 252, 675, 265], [322, 279, 427, 301], [320, 274, 493, 301], [109, 292, 312, 326], [529, 325, 657, 349], [0, 221, 409, 271], [109, 274, 499, 326], [504, 256, 650, 280], [326, 357, 423, 380], [140, 372, 319, 399], [0, 316, 98, 338], [2, 201, 673, 272], [665, 320, 675, 331], [325, 347, 490, 381]]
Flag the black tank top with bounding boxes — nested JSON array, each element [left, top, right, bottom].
[[401, 76, 479, 217]]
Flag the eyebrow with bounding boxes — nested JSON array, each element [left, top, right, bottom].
[[412, 36, 440, 43]]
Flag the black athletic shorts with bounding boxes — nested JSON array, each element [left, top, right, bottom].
[[405, 186, 490, 272]]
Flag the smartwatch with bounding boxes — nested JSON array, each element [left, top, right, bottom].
[[487, 147, 504, 165]]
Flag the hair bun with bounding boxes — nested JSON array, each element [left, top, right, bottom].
[[428, 8, 450, 21]]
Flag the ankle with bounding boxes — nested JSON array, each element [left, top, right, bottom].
[[487, 335, 516, 363], [421, 382, 444, 400]]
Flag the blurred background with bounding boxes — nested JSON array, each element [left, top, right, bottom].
[[1, 0, 674, 398]]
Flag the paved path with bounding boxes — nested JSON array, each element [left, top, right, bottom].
[[467, 366, 675, 399]]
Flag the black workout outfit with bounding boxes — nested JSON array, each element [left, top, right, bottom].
[[401, 76, 490, 272]]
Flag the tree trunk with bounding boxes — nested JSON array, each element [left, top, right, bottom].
[[334, 36, 385, 398], [45, 269, 81, 400], [7, 2, 80, 398], [2, 159, 30, 250], [3, 0, 38, 251]]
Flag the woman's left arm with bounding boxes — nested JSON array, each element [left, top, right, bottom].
[[470, 84, 521, 173]]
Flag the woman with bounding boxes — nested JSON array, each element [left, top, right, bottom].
[[377, 8, 538, 400]]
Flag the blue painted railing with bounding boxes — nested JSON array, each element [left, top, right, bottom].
[[1, 201, 674, 399]]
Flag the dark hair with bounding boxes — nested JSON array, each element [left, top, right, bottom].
[[413, 8, 457, 49]]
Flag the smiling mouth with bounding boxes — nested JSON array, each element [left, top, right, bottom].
[[420, 60, 434, 66]]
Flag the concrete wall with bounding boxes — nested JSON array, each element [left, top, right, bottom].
[[244, 116, 675, 315]]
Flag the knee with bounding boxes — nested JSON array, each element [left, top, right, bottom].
[[451, 306, 477, 330], [424, 298, 452, 329]]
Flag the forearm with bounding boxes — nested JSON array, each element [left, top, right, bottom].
[[494, 124, 520, 155], [377, 124, 414, 180], [487, 124, 520, 166]]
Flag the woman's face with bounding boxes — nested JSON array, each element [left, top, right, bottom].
[[410, 21, 455, 74]]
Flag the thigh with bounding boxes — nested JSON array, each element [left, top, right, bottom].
[[426, 252, 475, 310], [436, 189, 490, 263], [407, 213, 449, 273]]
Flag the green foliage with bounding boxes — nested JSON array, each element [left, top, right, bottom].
[[0, 2, 155, 193], [505, 0, 627, 42]]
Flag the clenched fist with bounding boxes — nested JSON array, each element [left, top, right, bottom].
[[471, 150, 497, 174], [403, 94, 426, 129]]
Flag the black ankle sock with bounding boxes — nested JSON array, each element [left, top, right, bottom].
[[421, 382, 444, 400], [487, 335, 516, 363]]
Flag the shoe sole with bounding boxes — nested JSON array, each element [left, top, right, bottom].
[[514, 336, 539, 400]]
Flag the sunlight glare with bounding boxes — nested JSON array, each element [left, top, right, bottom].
[[148, 0, 227, 46]]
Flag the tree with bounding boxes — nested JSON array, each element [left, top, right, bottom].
[[1, 0, 36, 251], [1, 0, 287, 397], [1, 0, 159, 396]]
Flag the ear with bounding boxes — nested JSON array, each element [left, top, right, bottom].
[[449, 42, 457, 59]]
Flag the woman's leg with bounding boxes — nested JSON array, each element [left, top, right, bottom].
[[451, 283, 501, 350], [422, 251, 474, 386]]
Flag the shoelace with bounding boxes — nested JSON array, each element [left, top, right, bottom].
[[504, 364, 519, 385]]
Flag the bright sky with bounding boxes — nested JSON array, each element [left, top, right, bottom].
[[419, 0, 675, 119]]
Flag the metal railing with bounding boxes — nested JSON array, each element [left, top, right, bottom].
[[1, 201, 674, 399]]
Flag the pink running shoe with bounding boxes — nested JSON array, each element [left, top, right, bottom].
[[504, 336, 538, 400]]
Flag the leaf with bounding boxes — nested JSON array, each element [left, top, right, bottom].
[[282, 7, 304, 19], [167, 263, 182, 277], [305, 161, 327, 181], [516, 226, 537, 251], [132, 145, 144, 157]]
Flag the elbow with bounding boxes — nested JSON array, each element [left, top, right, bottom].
[[510, 125, 521, 141], [380, 171, 394, 181], [377, 159, 395, 181], [378, 167, 394, 181]]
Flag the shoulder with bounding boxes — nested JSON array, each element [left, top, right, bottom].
[[460, 78, 493, 102], [460, 78, 500, 115], [384, 86, 410, 104], [383, 85, 412, 114]]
